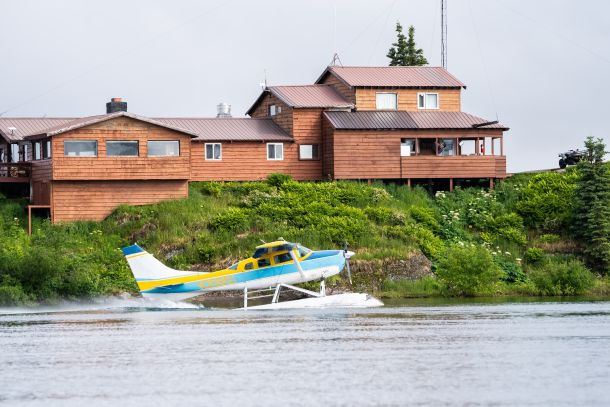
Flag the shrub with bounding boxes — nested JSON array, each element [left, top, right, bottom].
[[404, 224, 444, 259], [198, 182, 223, 197], [516, 171, 577, 231], [435, 244, 502, 296], [365, 207, 404, 226], [485, 213, 527, 245], [524, 247, 544, 264], [209, 208, 249, 232], [266, 173, 293, 188], [539, 233, 561, 244], [528, 257, 595, 295], [410, 206, 440, 232], [494, 255, 526, 283]]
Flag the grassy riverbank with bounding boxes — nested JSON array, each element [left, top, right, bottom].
[[0, 168, 609, 306]]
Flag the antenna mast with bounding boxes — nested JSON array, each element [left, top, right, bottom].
[[441, 0, 447, 68]]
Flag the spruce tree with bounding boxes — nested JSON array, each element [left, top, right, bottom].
[[573, 137, 610, 274], [387, 22, 428, 66]]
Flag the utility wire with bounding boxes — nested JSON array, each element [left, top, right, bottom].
[[0, 1, 233, 116], [367, 0, 398, 64]]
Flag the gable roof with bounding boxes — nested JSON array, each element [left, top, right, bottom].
[[323, 111, 507, 131], [155, 118, 292, 142], [316, 66, 466, 89], [23, 111, 199, 139], [0, 118, 76, 142], [246, 85, 353, 116]]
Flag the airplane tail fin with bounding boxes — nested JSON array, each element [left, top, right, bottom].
[[121, 244, 203, 284]]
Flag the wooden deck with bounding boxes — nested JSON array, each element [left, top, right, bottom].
[[0, 162, 31, 183]]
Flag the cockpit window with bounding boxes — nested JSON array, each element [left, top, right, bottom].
[[274, 252, 292, 265], [228, 263, 238, 270], [257, 258, 271, 268]]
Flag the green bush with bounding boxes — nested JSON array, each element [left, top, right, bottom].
[[365, 207, 405, 226], [524, 247, 545, 264], [198, 182, 223, 197], [209, 208, 249, 232], [435, 244, 503, 296], [410, 206, 440, 232], [539, 233, 561, 244], [528, 257, 595, 295], [266, 173, 293, 188], [516, 172, 577, 231], [485, 213, 527, 245], [494, 255, 526, 283]]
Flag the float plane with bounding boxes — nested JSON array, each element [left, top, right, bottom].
[[122, 240, 383, 309]]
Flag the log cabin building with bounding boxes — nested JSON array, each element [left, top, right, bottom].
[[0, 65, 508, 224]]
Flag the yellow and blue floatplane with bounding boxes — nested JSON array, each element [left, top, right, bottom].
[[122, 240, 383, 309]]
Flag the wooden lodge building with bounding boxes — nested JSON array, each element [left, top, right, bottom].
[[0, 65, 508, 224]]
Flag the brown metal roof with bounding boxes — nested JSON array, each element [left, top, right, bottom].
[[24, 112, 199, 139], [0, 118, 75, 142], [155, 118, 292, 142], [268, 85, 352, 108], [245, 85, 353, 116], [323, 111, 507, 131], [316, 66, 466, 88]]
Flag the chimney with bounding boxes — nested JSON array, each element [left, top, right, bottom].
[[106, 97, 127, 114], [216, 102, 231, 118]]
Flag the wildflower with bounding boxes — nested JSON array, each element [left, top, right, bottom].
[[505, 251, 511, 255]]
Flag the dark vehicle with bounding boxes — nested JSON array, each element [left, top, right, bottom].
[[558, 149, 586, 169]]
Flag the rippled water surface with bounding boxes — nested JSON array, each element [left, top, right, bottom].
[[1, 300, 609, 406]]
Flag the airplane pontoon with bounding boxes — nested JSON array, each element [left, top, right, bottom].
[[122, 240, 383, 309]]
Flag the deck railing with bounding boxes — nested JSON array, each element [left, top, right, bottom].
[[0, 162, 31, 180]]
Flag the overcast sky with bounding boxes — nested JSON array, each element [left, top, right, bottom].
[[2, 0, 609, 172]]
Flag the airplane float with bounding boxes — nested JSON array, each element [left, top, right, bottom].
[[122, 240, 383, 309]]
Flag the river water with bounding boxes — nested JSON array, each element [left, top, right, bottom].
[[0, 299, 609, 406]]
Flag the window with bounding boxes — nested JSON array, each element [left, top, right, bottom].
[[257, 258, 271, 268], [418, 93, 439, 109], [34, 142, 41, 160], [106, 141, 138, 157], [400, 139, 415, 157], [438, 139, 456, 156], [269, 104, 281, 116], [64, 140, 97, 157], [274, 253, 292, 265], [458, 139, 476, 156], [376, 93, 398, 110], [205, 143, 222, 160], [148, 140, 180, 157], [267, 143, 283, 160], [43, 141, 51, 159], [299, 144, 319, 160]]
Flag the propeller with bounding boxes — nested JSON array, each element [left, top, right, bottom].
[[343, 242, 354, 285]]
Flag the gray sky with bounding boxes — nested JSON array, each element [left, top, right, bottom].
[[2, 0, 609, 172]]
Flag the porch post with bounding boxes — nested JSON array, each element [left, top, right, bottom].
[[501, 137, 504, 156], [491, 138, 495, 156], [28, 206, 32, 236], [489, 178, 494, 190], [407, 178, 411, 188], [449, 178, 454, 192]]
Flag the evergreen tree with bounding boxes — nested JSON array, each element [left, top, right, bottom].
[[387, 22, 428, 66], [573, 137, 610, 274]]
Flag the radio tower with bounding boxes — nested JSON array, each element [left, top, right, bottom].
[[441, 0, 447, 68]]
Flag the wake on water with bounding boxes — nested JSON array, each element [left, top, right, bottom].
[[0, 296, 203, 315]]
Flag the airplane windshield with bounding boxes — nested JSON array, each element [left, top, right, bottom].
[[297, 245, 311, 257], [252, 244, 294, 259]]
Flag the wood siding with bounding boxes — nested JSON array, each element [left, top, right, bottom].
[[30, 159, 52, 205], [331, 130, 505, 180], [354, 88, 461, 111], [51, 180, 188, 223], [50, 116, 191, 181], [318, 74, 356, 104], [249, 94, 293, 135], [190, 141, 321, 181]]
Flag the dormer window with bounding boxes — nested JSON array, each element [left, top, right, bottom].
[[375, 93, 397, 110], [268, 104, 281, 116], [418, 93, 439, 109]]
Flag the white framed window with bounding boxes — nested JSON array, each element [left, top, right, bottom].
[[34, 142, 41, 160], [148, 140, 180, 157], [376, 92, 398, 110], [400, 138, 415, 157], [417, 93, 439, 109], [299, 144, 319, 160], [205, 143, 222, 160], [269, 104, 281, 116], [107, 141, 138, 157], [64, 140, 97, 157], [267, 143, 284, 160]]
